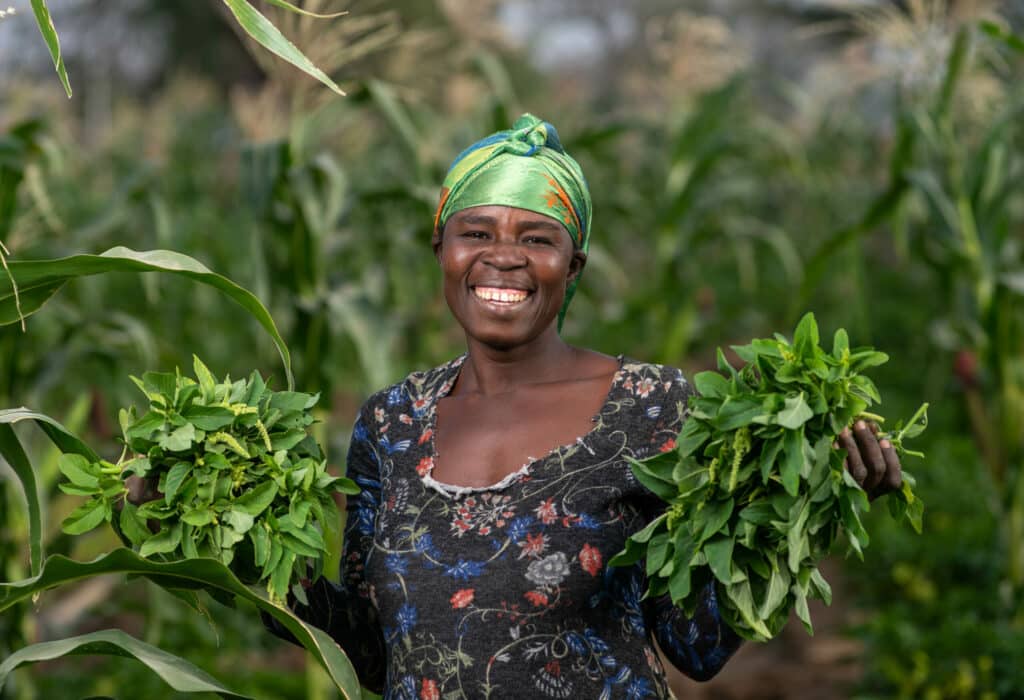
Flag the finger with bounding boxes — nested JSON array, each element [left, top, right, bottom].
[[125, 475, 146, 505], [854, 420, 886, 491], [839, 428, 867, 486], [878, 438, 902, 495]]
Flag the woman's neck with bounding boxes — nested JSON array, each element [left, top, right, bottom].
[[457, 331, 579, 397]]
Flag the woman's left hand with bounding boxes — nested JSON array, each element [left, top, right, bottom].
[[837, 420, 902, 500]]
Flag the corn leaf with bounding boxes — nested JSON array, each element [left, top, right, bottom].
[[0, 549, 361, 699], [222, 0, 345, 96], [0, 247, 294, 390], [0, 408, 100, 576], [0, 629, 253, 698], [29, 0, 71, 98]]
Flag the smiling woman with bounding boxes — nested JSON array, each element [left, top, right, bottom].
[[263, 114, 903, 699]]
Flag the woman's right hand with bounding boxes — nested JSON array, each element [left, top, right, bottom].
[[124, 474, 161, 506]]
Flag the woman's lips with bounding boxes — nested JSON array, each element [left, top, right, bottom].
[[472, 286, 531, 305]]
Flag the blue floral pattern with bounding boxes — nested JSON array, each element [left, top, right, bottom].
[[272, 356, 742, 698]]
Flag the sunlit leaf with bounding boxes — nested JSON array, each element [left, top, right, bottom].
[[0, 247, 293, 389], [30, 0, 72, 98], [0, 550, 360, 698], [0, 629, 253, 698], [222, 0, 345, 96]]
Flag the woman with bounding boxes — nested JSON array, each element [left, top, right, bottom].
[[269, 114, 902, 699]]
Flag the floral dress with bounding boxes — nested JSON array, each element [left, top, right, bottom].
[[274, 355, 742, 699]]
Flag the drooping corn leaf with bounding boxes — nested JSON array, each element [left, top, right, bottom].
[[0, 629, 253, 698], [0, 550, 361, 699], [30, 0, 72, 98], [0, 408, 101, 576], [222, 0, 345, 96], [0, 247, 293, 389]]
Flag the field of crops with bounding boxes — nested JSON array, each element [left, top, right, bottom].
[[1, 1, 1023, 698]]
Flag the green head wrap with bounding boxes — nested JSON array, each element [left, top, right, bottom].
[[434, 114, 592, 330]]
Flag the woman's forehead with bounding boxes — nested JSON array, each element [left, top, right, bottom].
[[448, 205, 571, 234]]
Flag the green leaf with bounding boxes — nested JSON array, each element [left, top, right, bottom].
[[705, 535, 734, 584], [30, 0, 72, 98], [0, 629, 253, 698], [694, 371, 730, 399], [630, 513, 668, 544], [221, 0, 345, 96], [120, 504, 151, 546], [0, 247, 293, 389], [786, 498, 811, 574], [140, 523, 183, 557], [163, 462, 192, 504], [759, 436, 784, 484], [57, 453, 99, 488], [181, 507, 215, 527], [781, 429, 805, 497], [646, 532, 672, 576], [848, 350, 889, 373], [271, 549, 298, 602], [714, 397, 763, 431], [793, 587, 812, 635], [269, 391, 319, 412], [0, 550, 360, 697], [160, 423, 197, 452], [792, 312, 819, 360], [182, 406, 235, 431], [809, 567, 832, 605], [0, 409, 100, 576], [699, 498, 734, 542], [776, 393, 813, 430], [676, 419, 710, 458], [223, 509, 256, 534], [831, 328, 849, 359], [61, 499, 108, 536], [758, 564, 790, 619], [193, 355, 217, 400], [726, 579, 772, 640], [233, 481, 279, 517], [628, 455, 678, 501]]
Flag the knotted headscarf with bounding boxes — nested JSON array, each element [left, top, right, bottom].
[[434, 114, 592, 330]]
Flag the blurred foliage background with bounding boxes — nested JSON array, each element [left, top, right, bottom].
[[1, 0, 1023, 698]]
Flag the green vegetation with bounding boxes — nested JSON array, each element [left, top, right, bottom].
[[611, 313, 926, 641], [57, 356, 358, 604]]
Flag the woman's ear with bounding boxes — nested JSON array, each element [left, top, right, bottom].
[[432, 230, 443, 262], [568, 249, 587, 284]]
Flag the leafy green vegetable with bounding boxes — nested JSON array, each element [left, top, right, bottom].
[[58, 355, 359, 603], [610, 313, 927, 641]]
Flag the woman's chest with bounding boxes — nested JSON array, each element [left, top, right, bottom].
[[431, 378, 611, 488], [364, 439, 652, 622]]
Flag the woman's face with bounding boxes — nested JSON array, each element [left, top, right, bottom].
[[435, 205, 585, 351]]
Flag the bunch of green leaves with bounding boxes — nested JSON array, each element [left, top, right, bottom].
[[610, 313, 927, 641], [58, 355, 358, 604]]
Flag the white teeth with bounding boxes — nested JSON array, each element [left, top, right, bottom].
[[474, 286, 528, 303]]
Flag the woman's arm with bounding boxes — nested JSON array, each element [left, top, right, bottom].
[[263, 404, 387, 693], [642, 583, 743, 681]]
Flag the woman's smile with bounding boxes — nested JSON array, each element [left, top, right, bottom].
[[471, 285, 532, 307]]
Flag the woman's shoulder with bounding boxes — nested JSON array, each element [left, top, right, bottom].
[[354, 354, 467, 421], [616, 356, 694, 402]]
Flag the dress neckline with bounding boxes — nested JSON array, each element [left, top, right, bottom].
[[419, 353, 627, 498]]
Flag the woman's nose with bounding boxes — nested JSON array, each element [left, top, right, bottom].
[[481, 239, 527, 268]]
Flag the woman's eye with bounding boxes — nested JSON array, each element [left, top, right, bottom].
[[524, 236, 552, 245], [460, 230, 488, 239]]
